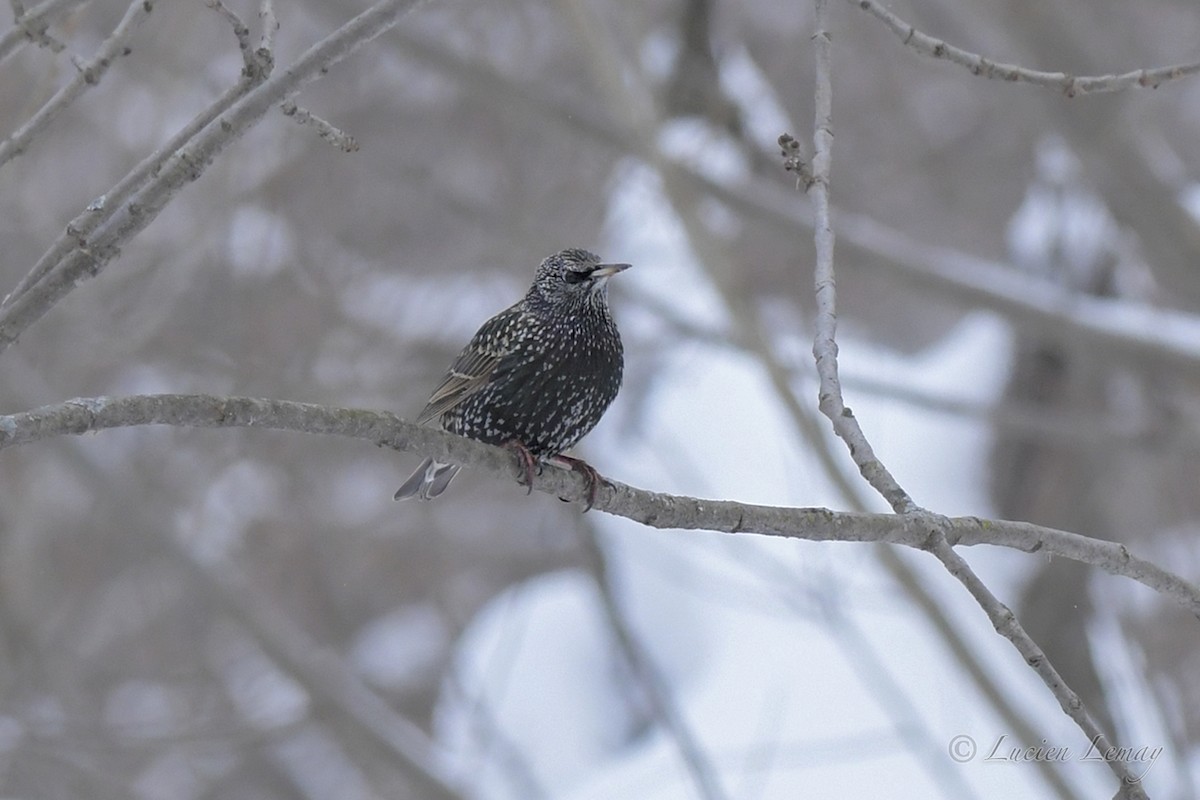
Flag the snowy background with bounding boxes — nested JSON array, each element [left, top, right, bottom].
[[1, 0, 1198, 798]]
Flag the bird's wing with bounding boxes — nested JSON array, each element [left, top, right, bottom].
[[415, 304, 525, 425]]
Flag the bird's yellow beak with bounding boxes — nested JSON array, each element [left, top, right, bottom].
[[590, 263, 631, 278]]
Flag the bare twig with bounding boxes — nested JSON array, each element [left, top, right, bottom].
[[206, 0, 253, 65], [1, 393, 1197, 620], [0, 0, 151, 168], [206, 0, 273, 82], [6, 0, 63, 51], [0, 0, 424, 354], [850, 0, 1200, 97], [778, 132, 813, 189], [0, 0, 77, 62], [259, 0, 277, 54], [804, 0, 916, 515], [281, 100, 359, 152]]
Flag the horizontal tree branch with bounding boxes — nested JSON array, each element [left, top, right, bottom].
[[850, 0, 1200, 96], [2, 393, 1197, 620]]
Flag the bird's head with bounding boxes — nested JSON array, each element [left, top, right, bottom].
[[532, 248, 631, 309]]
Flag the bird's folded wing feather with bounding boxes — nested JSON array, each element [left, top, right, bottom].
[[415, 305, 524, 425]]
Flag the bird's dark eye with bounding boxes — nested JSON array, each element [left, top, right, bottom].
[[563, 269, 588, 284]]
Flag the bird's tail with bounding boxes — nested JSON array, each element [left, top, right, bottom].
[[394, 458, 461, 501]]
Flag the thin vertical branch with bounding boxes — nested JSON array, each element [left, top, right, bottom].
[[205, 0, 254, 66], [259, 0, 277, 54], [796, 3, 1152, 796], [807, 0, 916, 515]]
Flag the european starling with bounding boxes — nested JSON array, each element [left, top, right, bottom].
[[395, 248, 629, 506]]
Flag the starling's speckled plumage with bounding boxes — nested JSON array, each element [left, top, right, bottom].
[[395, 248, 629, 502]]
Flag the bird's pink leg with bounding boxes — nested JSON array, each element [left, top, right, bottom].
[[549, 454, 605, 511], [503, 440, 538, 494]]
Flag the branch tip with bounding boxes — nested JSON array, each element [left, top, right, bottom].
[[846, 0, 1200, 96]]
